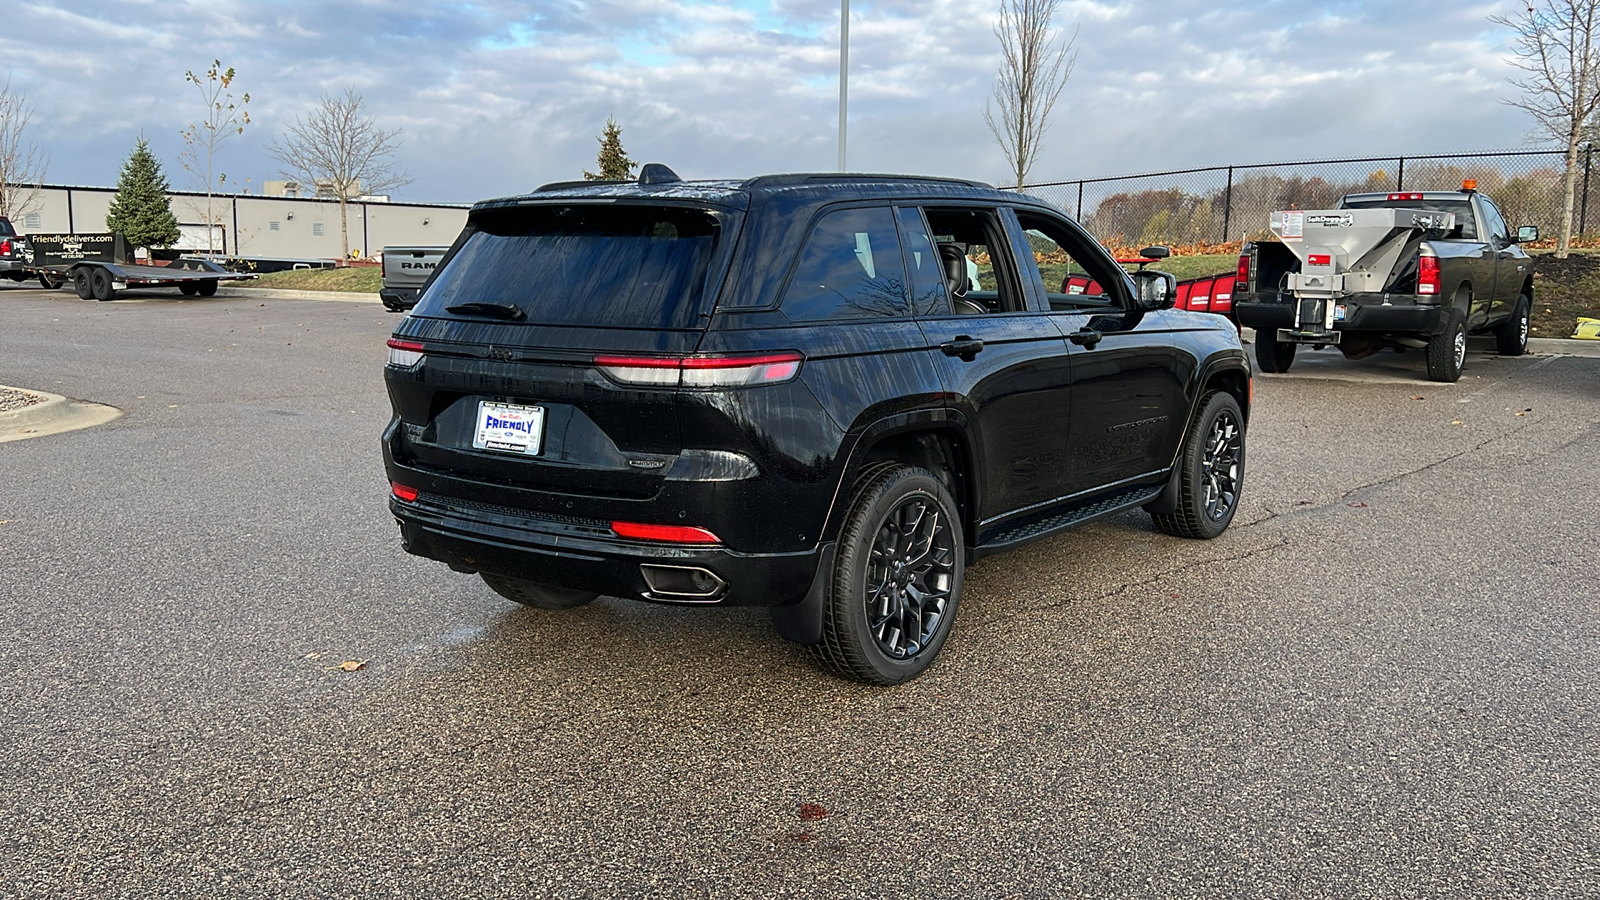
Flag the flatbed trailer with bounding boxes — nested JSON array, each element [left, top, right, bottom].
[[23, 232, 256, 301]]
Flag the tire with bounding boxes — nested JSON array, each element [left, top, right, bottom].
[[178, 281, 199, 296], [90, 266, 116, 301], [196, 279, 218, 297], [72, 267, 93, 300], [1426, 307, 1467, 383], [480, 573, 597, 609], [1495, 293, 1530, 356], [1151, 390, 1246, 540], [809, 464, 965, 685], [1254, 328, 1296, 373]]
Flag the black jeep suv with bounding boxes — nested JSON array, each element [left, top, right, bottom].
[[382, 165, 1251, 684]]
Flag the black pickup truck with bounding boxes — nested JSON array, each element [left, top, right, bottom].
[[1233, 185, 1537, 382], [0, 217, 31, 282]]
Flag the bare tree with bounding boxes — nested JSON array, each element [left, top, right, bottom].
[[1494, 0, 1600, 257], [267, 88, 411, 261], [983, 0, 1078, 190], [0, 74, 48, 221], [179, 60, 250, 255]]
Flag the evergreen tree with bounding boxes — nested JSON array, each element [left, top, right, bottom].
[[583, 116, 637, 181], [106, 137, 181, 249]]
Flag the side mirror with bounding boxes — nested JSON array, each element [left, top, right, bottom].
[[1516, 225, 1539, 244], [1132, 269, 1176, 311], [1138, 245, 1171, 260]]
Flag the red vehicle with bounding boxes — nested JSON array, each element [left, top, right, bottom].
[[1062, 247, 1238, 323]]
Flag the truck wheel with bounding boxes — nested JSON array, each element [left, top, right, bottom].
[[1254, 329, 1296, 373], [196, 279, 219, 297], [178, 282, 199, 296], [1495, 293, 1530, 356], [1426, 308, 1467, 383], [72, 267, 93, 300], [90, 267, 116, 301], [480, 573, 597, 609], [1151, 390, 1245, 540], [39, 273, 63, 290], [809, 464, 964, 685]]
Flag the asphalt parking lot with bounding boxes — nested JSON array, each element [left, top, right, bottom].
[[2, 285, 1598, 898]]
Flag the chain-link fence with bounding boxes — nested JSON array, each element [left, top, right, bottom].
[[1020, 149, 1598, 250]]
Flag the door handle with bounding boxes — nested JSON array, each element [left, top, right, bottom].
[[940, 337, 984, 360], [1069, 328, 1103, 348]]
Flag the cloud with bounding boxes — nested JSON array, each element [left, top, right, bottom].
[[0, 0, 1538, 205]]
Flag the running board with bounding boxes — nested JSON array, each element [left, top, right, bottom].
[[975, 485, 1163, 559]]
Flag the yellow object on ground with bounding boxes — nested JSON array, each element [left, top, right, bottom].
[[1575, 317, 1600, 340]]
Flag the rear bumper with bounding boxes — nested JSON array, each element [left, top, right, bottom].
[[390, 493, 823, 608], [1236, 294, 1447, 338], [380, 288, 419, 310]]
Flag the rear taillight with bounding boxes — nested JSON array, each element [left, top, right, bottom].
[[387, 338, 424, 367], [595, 351, 803, 388], [1234, 253, 1250, 291], [1417, 255, 1441, 296], [611, 521, 721, 544], [391, 481, 419, 502], [1388, 192, 1425, 201], [0, 239, 10, 254]]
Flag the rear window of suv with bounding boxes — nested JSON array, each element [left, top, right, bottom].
[[414, 204, 723, 329]]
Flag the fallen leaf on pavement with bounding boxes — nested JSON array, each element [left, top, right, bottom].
[[798, 802, 828, 821], [338, 660, 365, 672]]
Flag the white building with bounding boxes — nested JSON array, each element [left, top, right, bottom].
[[15, 184, 470, 259]]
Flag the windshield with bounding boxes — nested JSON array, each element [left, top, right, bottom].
[[414, 204, 722, 329]]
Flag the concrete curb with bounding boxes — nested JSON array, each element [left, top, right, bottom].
[[215, 287, 384, 303], [0, 386, 122, 443], [1527, 336, 1600, 357]]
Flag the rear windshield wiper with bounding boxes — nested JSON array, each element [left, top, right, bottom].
[[445, 301, 525, 320]]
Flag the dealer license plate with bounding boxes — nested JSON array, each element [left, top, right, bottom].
[[472, 401, 544, 455]]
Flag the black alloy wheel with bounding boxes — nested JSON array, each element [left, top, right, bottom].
[[811, 464, 965, 685], [1152, 390, 1246, 540]]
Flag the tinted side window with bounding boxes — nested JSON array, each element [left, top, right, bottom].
[[895, 207, 950, 316], [781, 206, 910, 321], [1479, 198, 1509, 245]]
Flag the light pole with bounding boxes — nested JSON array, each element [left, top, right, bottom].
[[838, 0, 849, 172]]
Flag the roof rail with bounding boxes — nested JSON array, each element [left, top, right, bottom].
[[741, 173, 990, 189]]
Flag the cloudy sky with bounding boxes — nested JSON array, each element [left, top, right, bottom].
[[3, 0, 1537, 204]]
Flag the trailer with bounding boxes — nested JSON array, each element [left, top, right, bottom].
[[22, 232, 256, 301]]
